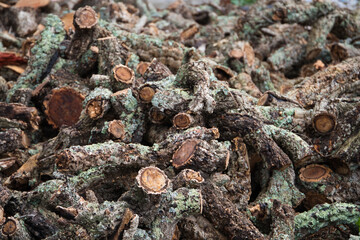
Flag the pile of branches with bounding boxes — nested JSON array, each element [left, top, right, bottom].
[[0, 0, 359, 239]]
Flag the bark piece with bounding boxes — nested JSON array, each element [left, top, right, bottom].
[[268, 200, 295, 240], [229, 73, 262, 98], [136, 166, 170, 195], [306, 14, 336, 60], [0, 128, 29, 154], [178, 215, 227, 240], [143, 58, 172, 82], [43, 87, 85, 128], [330, 42, 360, 62], [286, 57, 360, 108], [65, 6, 99, 60], [213, 113, 292, 170], [294, 203, 360, 239], [0, 102, 40, 131], [201, 181, 265, 239]]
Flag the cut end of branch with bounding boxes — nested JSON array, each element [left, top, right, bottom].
[[74, 6, 98, 29], [86, 97, 106, 119], [312, 112, 336, 134], [173, 112, 193, 129], [113, 64, 134, 84], [136, 166, 170, 194], [257, 93, 270, 106], [213, 65, 234, 81], [0, 207, 4, 225], [149, 107, 166, 124], [172, 139, 200, 168], [2, 218, 18, 236], [183, 169, 204, 183], [136, 62, 150, 76], [139, 85, 156, 103], [44, 87, 84, 128], [108, 120, 125, 139], [180, 24, 199, 41], [229, 48, 244, 59], [299, 164, 332, 182]]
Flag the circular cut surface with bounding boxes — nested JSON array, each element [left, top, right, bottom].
[[173, 113, 191, 129], [86, 99, 103, 119], [108, 120, 125, 139], [114, 65, 134, 84], [299, 164, 331, 182], [45, 88, 84, 128], [137, 167, 169, 194], [139, 86, 155, 102], [2, 219, 17, 236], [172, 139, 199, 168], [136, 62, 150, 75], [149, 108, 166, 123], [184, 169, 204, 183], [313, 113, 336, 133], [75, 7, 97, 28]]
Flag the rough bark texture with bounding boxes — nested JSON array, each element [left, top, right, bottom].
[[1, 1, 360, 239]]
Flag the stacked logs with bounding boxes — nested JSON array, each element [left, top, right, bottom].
[[0, 0, 360, 239]]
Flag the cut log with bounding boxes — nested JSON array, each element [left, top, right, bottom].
[[43, 87, 84, 128], [136, 166, 170, 194]]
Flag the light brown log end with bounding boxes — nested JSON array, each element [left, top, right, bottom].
[[172, 139, 200, 168], [2, 217, 18, 236], [180, 24, 199, 41], [299, 164, 332, 182], [312, 112, 336, 134], [138, 85, 156, 103], [113, 64, 135, 84], [183, 169, 204, 183], [0, 207, 4, 225], [136, 166, 170, 194], [136, 62, 150, 76], [74, 6, 98, 29], [173, 112, 193, 129], [86, 97, 106, 119], [306, 49, 321, 60], [108, 120, 125, 139], [44, 87, 84, 128], [213, 65, 234, 81], [257, 93, 270, 106], [229, 48, 244, 59], [55, 151, 72, 172], [149, 107, 166, 124]]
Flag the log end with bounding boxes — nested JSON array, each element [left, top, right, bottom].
[[139, 85, 155, 103], [299, 164, 332, 182], [149, 107, 166, 124], [173, 112, 192, 129], [108, 120, 125, 139], [74, 6, 98, 29], [136, 166, 170, 194], [1, 218, 18, 236], [86, 97, 105, 119], [172, 139, 200, 168], [44, 87, 84, 128], [183, 169, 204, 183], [136, 62, 151, 76], [213, 65, 234, 81], [113, 64, 134, 84], [312, 112, 336, 134]]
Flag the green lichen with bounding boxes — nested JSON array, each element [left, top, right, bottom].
[[83, 87, 113, 107], [7, 14, 66, 102], [295, 203, 360, 239]]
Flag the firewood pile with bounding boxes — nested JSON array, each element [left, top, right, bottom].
[[0, 0, 359, 239]]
